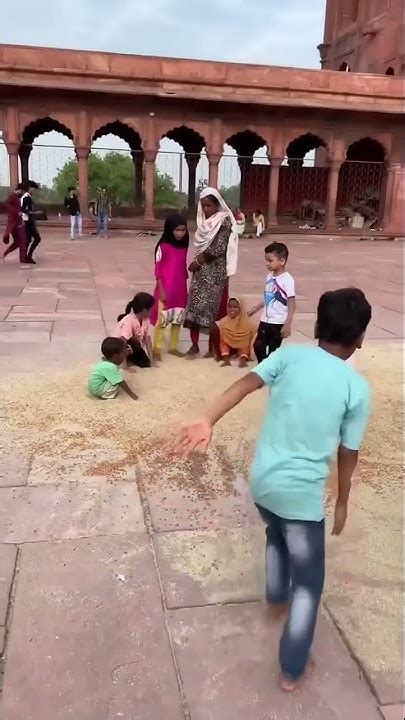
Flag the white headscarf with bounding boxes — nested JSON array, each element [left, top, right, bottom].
[[194, 187, 239, 277]]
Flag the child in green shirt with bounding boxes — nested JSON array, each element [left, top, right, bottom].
[[88, 337, 138, 400]]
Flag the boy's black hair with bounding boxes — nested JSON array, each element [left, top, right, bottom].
[[117, 292, 155, 321], [67, 186, 74, 192], [317, 288, 371, 347], [101, 336, 126, 359], [265, 241, 289, 261]]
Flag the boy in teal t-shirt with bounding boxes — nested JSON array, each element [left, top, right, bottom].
[[175, 287, 372, 691], [88, 337, 138, 400]]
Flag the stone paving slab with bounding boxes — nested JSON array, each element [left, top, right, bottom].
[[0, 481, 145, 543], [1, 535, 183, 720], [0, 306, 11, 320], [0, 448, 30, 487], [154, 527, 264, 608], [168, 603, 382, 720], [13, 292, 59, 307], [51, 320, 106, 340], [379, 704, 405, 720], [0, 545, 17, 625], [139, 455, 259, 531]]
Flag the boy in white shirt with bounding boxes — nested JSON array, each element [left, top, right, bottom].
[[249, 242, 296, 362]]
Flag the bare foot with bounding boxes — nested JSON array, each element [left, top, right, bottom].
[[203, 350, 214, 359], [153, 351, 162, 362], [169, 349, 185, 358], [186, 344, 200, 358], [239, 357, 248, 368], [221, 357, 231, 367], [279, 658, 315, 693]]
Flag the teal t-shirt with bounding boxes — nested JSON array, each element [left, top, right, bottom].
[[251, 345, 370, 521], [88, 360, 123, 397]]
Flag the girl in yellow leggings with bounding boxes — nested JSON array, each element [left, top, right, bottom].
[[150, 214, 189, 361]]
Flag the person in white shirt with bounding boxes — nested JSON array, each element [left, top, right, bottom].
[[249, 242, 296, 362]]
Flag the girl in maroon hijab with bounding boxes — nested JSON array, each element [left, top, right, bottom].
[[2, 185, 27, 264]]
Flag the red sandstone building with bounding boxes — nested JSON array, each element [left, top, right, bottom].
[[0, 1, 403, 234]]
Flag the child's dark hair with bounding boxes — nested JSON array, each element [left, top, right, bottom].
[[101, 336, 126, 359], [265, 242, 289, 261], [316, 288, 371, 347], [117, 292, 155, 322]]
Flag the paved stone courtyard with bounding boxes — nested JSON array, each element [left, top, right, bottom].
[[0, 228, 403, 720]]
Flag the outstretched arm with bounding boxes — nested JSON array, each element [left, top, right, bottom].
[[331, 445, 358, 535], [175, 372, 264, 456]]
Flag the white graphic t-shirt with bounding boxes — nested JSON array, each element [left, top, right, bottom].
[[261, 271, 295, 324]]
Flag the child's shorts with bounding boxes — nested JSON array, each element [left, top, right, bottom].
[[98, 381, 121, 399]]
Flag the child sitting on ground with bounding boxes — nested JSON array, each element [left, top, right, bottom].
[[114, 292, 155, 368], [174, 287, 371, 692], [88, 337, 138, 400], [249, 241, 296, 362], [216, 296, 255, 368]]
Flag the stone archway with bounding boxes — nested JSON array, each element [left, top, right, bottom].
[[285, 133, 327, 167], [385, 66, 395, 76], [337, 137, 387, 224], [19, 116, 75, 185], [339, 61, 351, 72], [91, 120, 144, 211], [158, 125, 206, 213], [279, 133, 329, 222], [224, 130, 269, 212]]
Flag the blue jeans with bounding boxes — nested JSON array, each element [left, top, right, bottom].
[[97, 212, 108, 236], [256, 505, 325, 680]]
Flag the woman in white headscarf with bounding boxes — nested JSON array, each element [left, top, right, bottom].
[[184, 187, 239, 356]]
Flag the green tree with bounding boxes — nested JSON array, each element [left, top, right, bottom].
[[52, 151, 180, 207], [220, 184, 241, 209]]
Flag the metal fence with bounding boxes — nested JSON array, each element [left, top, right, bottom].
[[0, 139, 388, 226]]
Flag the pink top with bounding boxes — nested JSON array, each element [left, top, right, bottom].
[[150, 243, 188, 326], [114, 313, 150, 344]]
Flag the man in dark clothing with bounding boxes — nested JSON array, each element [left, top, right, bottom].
[[64, 186, 82, 240], [21, 184, 41, 265]]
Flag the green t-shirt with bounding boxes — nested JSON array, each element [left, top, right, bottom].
[[251, 344, 370, 521], [88, 360, 124, 397]]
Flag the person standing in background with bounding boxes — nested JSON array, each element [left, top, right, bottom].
[[64, 186, 82, 240], [21, 183, 41, 264], [95, 188, 111, 239]]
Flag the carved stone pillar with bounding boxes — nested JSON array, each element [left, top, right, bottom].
[[6, 142, 19, 188], [208, 153, 220, 188], [144, 149, 157, 221], [76, 147, 90, 216], [325, 160, 343, 230], [267, 158, 282, 226], [385, 163, 405, 235]]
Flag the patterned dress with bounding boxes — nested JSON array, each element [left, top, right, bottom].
[[184, 217, 231, 332]]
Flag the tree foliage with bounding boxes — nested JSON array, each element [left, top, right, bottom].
[[52, 151, 180, 207], [220, 184, 241, 209]]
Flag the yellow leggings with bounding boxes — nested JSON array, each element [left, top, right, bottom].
[[153, 323, 180, 352]]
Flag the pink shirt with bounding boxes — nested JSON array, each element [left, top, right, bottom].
[[114, 313, 150, 344]]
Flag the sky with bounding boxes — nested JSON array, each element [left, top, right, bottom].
[[0, 0, 326, 188], [1, 0, 325, 68]]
